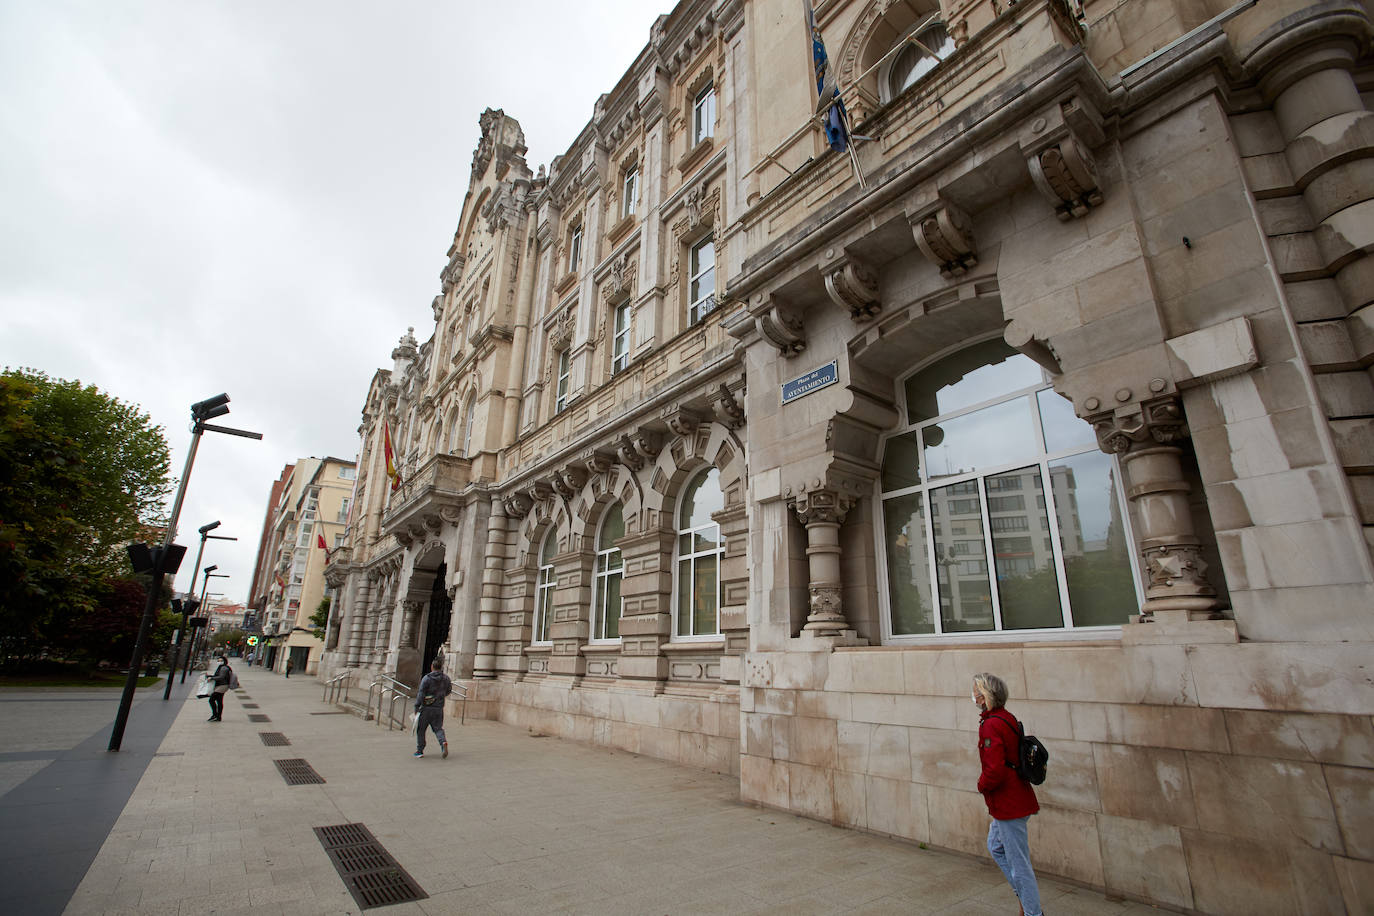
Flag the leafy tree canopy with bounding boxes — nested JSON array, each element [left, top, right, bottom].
[[0, 368, 172, 660], [309, 597, 330, 630]]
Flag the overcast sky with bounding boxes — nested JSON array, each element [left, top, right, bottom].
[[0, 0, 662, 600]]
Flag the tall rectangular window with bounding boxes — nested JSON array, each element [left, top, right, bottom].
[[688, 235, 716, 325], [612, 302, 630, 374], [555, 350, 570, 414], [622, 166, 639, 218], [693, 83, 716, 145], [568, 225, 582, 272]]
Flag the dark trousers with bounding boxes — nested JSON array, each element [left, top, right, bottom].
[[208, 690, 225, 719], [416, 706, 446, 752]]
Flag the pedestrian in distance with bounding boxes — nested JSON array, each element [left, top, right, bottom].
[[207, 655, 233, 722], [973, 672, 1043, 916], [284, 658, 293, 678], [413, 658, 452, 758]]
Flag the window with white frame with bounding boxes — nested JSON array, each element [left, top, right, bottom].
[[692, 82, 716, 145], [337, 497, 351, 523], [338, 466, 356, 480], [554, 350, 570, 414], [334, 534, 346, 548], [883, 22, 955, 101], [460, 393, 476, 457], [592, 502, 624, 640], [612, 302, 630, 374], [688, 235, 716, 325], [879, 338, 1140, 638], [568, 225, 583, 272], [675, 467, 724, 637], [534, 532, 556, 643], [621, 165, 639, 219]]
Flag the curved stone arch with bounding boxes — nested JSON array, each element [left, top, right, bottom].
[[570, 463, 643, 541], [835, 0, 944, 122], [642, 420, 748, 521], [513, 497, 570, 570]]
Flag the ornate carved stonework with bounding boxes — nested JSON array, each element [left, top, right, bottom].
[[789, 487, 856, 526], [1027, 133, 1103, 220], [503, 492, 532, 518], [665, 408, 702, 438], [584, 449, 616, 475], [756, 301, 806, 357], [912, 204, 978, 278], [1088, 395, 1187, 454], [711, 383, 745, 428], [616, 430, 662, 470], [823, 258, 881, 321], [601, 251, 638, 303]]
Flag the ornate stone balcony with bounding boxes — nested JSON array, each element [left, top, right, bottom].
[[381, 453, 473, 547]]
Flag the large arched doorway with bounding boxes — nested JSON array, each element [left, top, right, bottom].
[[420, 561, 452, 673]]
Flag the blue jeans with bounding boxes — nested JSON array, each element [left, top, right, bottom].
[[988, 816, 1041, 916]]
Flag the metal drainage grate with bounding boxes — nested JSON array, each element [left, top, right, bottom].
[[247, 714, 271, 722], [259, 732, 291, 747], [241, 703, 260, 708], [314, 823, 427, 909], [274, 758, 325, 785]]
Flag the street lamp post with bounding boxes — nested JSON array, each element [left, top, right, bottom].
[[164, 523, 236, 699], [109, 393, 262, 753], [185, 569, 229, 676]]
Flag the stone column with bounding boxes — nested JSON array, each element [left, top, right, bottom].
[[473, 495, 509, 679], [1089, 395, 1234, 642], [401, 600, 423, 649], [615, 524, 675, 691], [788, 487, 865, 643]]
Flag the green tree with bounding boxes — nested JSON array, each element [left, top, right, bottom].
[[0, 369, 171, 662], [211, 628, 247, 651], [309, 597, 330, 630]]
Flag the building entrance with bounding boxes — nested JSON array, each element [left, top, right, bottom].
[[420, 562, 452, 671]]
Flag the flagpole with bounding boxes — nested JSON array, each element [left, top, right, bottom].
[[837, 102, 867, 189]]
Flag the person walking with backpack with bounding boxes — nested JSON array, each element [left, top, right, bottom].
[[207, 655, 233, 722], [973, 672, 1042, 916], [413, 658, 452, 758]]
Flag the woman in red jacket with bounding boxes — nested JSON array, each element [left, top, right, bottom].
[[974, 672, 1042, 916]]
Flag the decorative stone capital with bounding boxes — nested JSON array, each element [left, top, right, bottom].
[[665, 408, 703, 438], [789, 487, 856, 526], [822, 255, 881, 321], [502, 492, 532, 519], [911, 204, 977, 279], [1027, 132, 1103, 221], [1088, 394, 1188, 455], [584, 449, 617, 475]]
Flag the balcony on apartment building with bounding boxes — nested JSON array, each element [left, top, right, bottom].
[[380, 452, 473, 548]]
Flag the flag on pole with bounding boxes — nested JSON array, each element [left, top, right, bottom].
[[383, 419, 402, 492], [274, 572, 285, 590], [316, 526, 328, 550], [805, 0, 849, 153]]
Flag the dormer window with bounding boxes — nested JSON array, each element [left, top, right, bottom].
[[884, 23, 954, 101]]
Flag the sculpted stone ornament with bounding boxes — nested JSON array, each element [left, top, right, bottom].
[[756, 300, 806, 357], [584, 450, 616, 475], [666, 408, 701, 438], [1027, 133, 1103, 220], [711, 383, 745, 428], [502, 492, 533, 519], [824, 258, 881, 321], [911, 204, 978, 279], [1089, 395, 1188, 454]]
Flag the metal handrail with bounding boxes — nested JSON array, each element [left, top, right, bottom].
[[322, 671, 349, 705], [378, 683, 413, 731], [366, 679, 386, 721], [374, 673, 407, 691], [453, 682, 469, 725]]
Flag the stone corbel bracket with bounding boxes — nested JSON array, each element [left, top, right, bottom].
[[756, 296, 807, 357], [819, 248, 880, 321], [910, 203, 978, 279], [502, 491, 532, 519], [1027, 131, 1103, 221], [1085, 389, 1187, 454], [617, 429, 663, 470], [710, 381, 745, 428]]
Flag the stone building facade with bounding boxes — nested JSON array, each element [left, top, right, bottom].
[[321, 0, 1374, 911]]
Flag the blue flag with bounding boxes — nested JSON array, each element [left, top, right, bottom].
[[806, 0, 849, 153]]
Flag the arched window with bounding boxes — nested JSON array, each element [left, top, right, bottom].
[[675, 468, 724, 637], [445, 407, 462, 454], [534, 532, 556, 643], [591, 502, 624, 640], [880, 339, 1140, 638], [882, 22, 954, 102]]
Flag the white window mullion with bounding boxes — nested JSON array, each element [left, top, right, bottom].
[[1040, 458, 1075, 629], [979, 478, 1004, 632]]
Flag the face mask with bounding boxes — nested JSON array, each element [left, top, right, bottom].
[[972, 691, 981, 706]]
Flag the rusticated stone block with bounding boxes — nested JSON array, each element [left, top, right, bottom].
[[1224, 708, 1374, 767], [926, 785, 988, 858], [1030, 806, 1103, 887], [740, 753, 788, 810], [1324, 764, 1374, 860], [908, 727, 977, 792], [1187, 752, 1342, 852], [1181, 828, 1310, 915], [832, 769, 866, 829], [1093, 744, 1196, 826], [1335, 855, 1374, 914], [1097, 814, 1194, 910], [902, 647, 1026, 699], [789, 716, 837, 768], [787, 761, 832, 821], [1034, 739, 1101, 813], [864, 774, 927, 843]]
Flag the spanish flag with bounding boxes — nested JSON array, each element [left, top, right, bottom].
[[383, 419, 402, 492]]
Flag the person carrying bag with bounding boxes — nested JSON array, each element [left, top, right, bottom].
[[206, 655, 232, 722], [412, 658, 452, 758]]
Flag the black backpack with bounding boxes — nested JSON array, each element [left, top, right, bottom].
[[994, 711, 1049, 785]]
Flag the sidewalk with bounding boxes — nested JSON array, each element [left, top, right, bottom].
[[66, 667, 1169, 915]]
